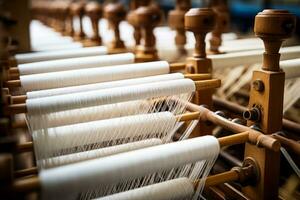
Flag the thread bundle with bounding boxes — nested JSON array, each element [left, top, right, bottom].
[[20, 56, 217, 200]]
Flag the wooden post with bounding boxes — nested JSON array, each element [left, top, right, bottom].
[[168, 0, 191, 54], [184, 8, 216, 136], [84, 2, 102, 47], [71, 2, 86, 41], [127, 0, 152, 49], [1, 0, 31, 53], [243, 10, 296, 200], [134, 5, 162, 62], [209, 0, 230, 54], [103, 2, 127, 53]]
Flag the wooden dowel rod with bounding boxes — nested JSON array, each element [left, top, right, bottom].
[[10, 168, 240, 194], [11, 120, 27, 129], [4, 80, 21, 88], [16, 142, 33, 153], [8, 74, 213, 104], [8, 73, 20, 80], [9, 67, 19, 74], [213, 96, 300, 134], [202, 170, 239, 188], [12, 176, 40, 193], [11, 95, 27, 104], [169, 62, 186, 72], [184, 73, 211, 80], [272, 133, 300, 156], [14, 167, 38, 178], [6, 80, 220, 115], [182, 100, 280, 151], [194, 79, 221, 91], [219, 151, 243, 167], [178, 112, 200, 121], [4, 104, 27, 115], [218, 132, 249, 147]]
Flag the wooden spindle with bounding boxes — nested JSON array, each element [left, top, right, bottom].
[[84, 1, 102, 47], [184, 8, 216, 136], [168, 0, 191, 53], [243, 9, 296, 200], [70, 2, 86, 41], [103, 2, 127, 53], [134, 5, 162, 62]]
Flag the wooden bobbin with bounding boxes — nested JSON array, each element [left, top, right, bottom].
[[168, 0, 191, 54], [243, 10, 296, 200], [103, 2, 127, 53], [70, 2, 86, 41], [209, 1, 230, 54], [84, 1, 102, 47], [184, 8, 216, 136], [127, 0, 152, 48], [134, 5, 162, 62]]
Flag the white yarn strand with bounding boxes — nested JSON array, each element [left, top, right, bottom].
[[39, 138, 163, 169], [15, 46, 107, 64], [40, 136, 220, 200], [26, 79, 195, 114], [20, 61, 170, 91], [26, 73, 185, 99], [18, 53, 135, 75], [96, 177, 194, 200]]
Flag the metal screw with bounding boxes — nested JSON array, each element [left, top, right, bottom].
[[252, 80, 264, 92]]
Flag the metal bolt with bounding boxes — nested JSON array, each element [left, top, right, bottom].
[[243, 107, 261, 122], [252, 80, 264, 92]]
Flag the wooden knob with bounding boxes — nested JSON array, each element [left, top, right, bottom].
[[185, 8, 216, 58], [85, 1, 102, 44], [210, 5, 230, 53], [104, 2, 126, 50], [103, 2, 126, 23], [169, 0, 191, 47], [71, 2, 86, 40], [254, 10, 296, 71], [134, 5, 162, 60]]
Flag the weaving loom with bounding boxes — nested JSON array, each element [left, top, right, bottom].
[[0, 0, 300, 200]]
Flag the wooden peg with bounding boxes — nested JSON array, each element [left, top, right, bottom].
[[127, 0, 151, 48], [168, 0, 191, 53], [84, 1, 102, 47], [255, 10, 296, 72], [70, 2, 86, 41], [103, 2, 127, 53], [243, 9, 296, 200], [134, 5, 162, 62], [209, 2, 230, 54], [184, 8, 216, 136]]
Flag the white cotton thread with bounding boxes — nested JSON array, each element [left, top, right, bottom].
[[27, 73, 185, 99], [39, 136, 220, 200], [33, 112, 177, 160], [15, 46, 108, 64], [28, 100, 151, 130], [39, 138, 163, 169], [18, 53, 135, 75], [26, 79, 195, 114], [20, 61, 170, 91], [96, 177, 194, 200]]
